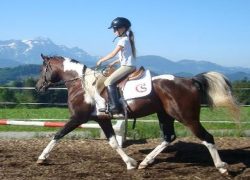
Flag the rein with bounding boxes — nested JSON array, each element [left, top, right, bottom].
[[44, 63, 109, 88], [48, 64, 87, 87]]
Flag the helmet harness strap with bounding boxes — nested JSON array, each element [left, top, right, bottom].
[[112, 28, 129, 42]]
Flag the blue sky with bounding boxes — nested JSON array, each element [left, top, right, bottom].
[[1, 0, 250, 67]]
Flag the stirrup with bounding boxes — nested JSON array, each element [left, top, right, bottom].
[[98, 103, 121, 114], [109, 107, 121, 114], [98, 108, 107, 113]]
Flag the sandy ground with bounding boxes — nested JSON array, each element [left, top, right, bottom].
[[0, 137, 250, 180]]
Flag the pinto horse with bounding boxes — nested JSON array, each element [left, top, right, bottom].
[[35, 54, 239, 174]]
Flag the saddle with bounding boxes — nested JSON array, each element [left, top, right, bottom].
[[94, 66, 151, 116], [128, 66, 145, 80], [96, 66, 146, 94], [118, 66, 145, 89]]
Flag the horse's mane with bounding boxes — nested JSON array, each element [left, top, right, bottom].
[[47, 55, 80, 64]]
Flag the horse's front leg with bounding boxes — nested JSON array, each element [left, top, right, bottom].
[[139, 112, 176, 169], [37, 116, 84, 164], [97, 120, 137, 170]]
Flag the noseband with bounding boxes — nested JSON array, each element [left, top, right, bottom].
[[41, 60, 53, 88]]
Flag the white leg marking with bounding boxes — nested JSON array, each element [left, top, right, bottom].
[[94, 88, 106, 113], [109, 136, 137, 170], [202, 141, 228, 174], [138, 141, 169, 169], [38, 139, 58, 160]]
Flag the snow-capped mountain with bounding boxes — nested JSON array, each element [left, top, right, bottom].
[[1, 37, 250, 80], [0, 37, 97, 67]]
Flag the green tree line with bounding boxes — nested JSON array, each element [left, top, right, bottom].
[[0, 78, 249, 106], [232, 78, 250, 105], [0, 78, 67, 106]]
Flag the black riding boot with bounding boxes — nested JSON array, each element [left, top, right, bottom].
[[107, 85, 121, 114]]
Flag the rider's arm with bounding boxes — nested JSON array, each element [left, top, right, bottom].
[[96, 45, 123, 66], [109, 59, 120, 67]]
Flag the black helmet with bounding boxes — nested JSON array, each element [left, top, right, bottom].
[[108, 17, 131, 29]]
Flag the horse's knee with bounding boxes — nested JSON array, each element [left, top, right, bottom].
[[204, 133, 214, 144], [189, 123, 214, 144], [54, 131, 64, 140], [163, 134, 176, 143], [160, 122, 176, 143], [198, 130, 214, 144], [108, 136, 119, 149]]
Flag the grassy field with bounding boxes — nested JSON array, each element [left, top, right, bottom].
[[0, 106, 249, 138]]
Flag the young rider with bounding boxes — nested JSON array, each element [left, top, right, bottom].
[[96, 17, 136, 114]]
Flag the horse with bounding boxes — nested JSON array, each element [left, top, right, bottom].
[[35, 54, 240, 174]]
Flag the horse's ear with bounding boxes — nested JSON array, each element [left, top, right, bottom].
[[41, 54, 48, 61]]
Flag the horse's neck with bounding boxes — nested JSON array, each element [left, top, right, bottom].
[[83, 68, 98, 90], [64, 68, 96, 91]]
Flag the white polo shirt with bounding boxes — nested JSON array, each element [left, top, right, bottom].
[[117, 36, 136, 66]]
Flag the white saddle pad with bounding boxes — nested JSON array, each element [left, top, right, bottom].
[[123, 70, 152, 100]]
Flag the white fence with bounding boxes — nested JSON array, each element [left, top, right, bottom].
[[0, 86, 249, 106], [0, 86, 249, 126]]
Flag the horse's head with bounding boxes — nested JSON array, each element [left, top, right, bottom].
[[35, 54, 62, 92]]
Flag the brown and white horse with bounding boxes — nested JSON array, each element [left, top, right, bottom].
[[35, 54, 239, 174]]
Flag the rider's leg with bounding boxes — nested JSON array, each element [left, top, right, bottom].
[[100, 66, 135, 113], [106, 84, 121, 113]]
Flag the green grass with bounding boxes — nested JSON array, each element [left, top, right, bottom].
[[0, 106, 249, 138], [0, 107, 70, 119]]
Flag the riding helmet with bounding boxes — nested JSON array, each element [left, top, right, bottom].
[[108, 17, 131, 29]]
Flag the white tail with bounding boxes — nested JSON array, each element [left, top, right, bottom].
[[204, 71, 240, 120]]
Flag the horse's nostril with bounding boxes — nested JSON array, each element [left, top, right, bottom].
[[35, 85, 43, 92], [35, 87, 39, 92]]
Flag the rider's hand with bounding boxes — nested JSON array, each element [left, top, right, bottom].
[[96, 60, 102, 66], [108, 62, 114, 68], [108, 62, 116, 68]]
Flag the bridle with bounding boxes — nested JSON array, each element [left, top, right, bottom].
[[40, 60, 87, 89], [40, 60, 54, 88], [40, 59, 112, 90]]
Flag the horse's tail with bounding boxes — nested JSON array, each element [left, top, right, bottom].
[[193, 71, 240, 120]]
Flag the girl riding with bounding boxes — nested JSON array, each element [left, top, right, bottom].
[[96, 17, 136, 114]]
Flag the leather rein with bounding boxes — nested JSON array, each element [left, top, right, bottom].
[[41, 61, 109, 88]]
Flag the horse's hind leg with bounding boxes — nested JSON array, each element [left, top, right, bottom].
[[97, 120, 137, 170], [139, 111, 176, 169], [37, 116, 84, 164], [187, 120, 228, 174]]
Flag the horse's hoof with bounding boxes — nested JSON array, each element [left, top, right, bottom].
[[217, 162, 228, 174], [127, 165, 137, 170], [138, 157, 155, 169], [138, 162, 147, 169], [36, 159, 47, 165], [148, 158, 155, 165], [218, 168, 228, 175], [126, 158, 138, 170], [217, 162, 228, 169]]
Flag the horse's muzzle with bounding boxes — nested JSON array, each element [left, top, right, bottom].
[[35, 83, 48, 93]]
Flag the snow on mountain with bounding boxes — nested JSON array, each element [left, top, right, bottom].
[[1, 38, 250, 80], [0, 37, 97, 66]]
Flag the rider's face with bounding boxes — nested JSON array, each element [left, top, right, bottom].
[[113, 27, 125, 36]]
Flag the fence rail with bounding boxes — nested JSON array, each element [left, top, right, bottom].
[[1, 86, 250, 90], [0, 86, 249, 106], [0, 87, 67, 90], [0, 118, 249, 124]]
